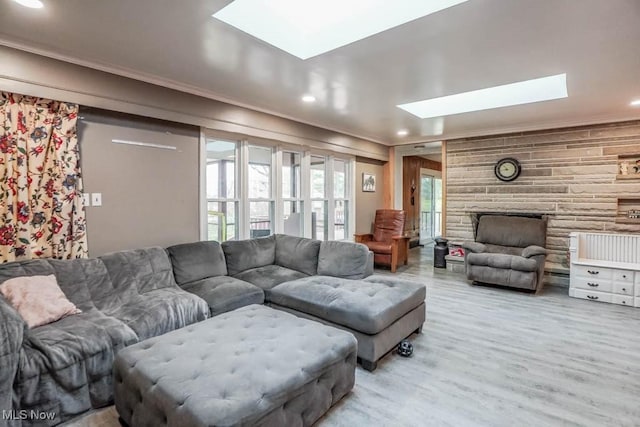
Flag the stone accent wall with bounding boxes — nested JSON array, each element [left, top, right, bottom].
[[445, 120, 640, 273]]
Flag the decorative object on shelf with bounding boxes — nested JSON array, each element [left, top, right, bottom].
[[628, 209, 640, 219], [616, 154, 640, 179], [494, 157, 521, 182], [620, 161, 629, 175], [362, 173, 376, 192]]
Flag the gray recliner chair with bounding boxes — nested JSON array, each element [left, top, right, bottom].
[[462, 215, 547, 293]]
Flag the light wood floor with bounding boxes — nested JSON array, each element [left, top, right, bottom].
[[66, 248, 640, 427]]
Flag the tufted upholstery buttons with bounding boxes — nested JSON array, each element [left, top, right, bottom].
[[113, 305, 356, 426]]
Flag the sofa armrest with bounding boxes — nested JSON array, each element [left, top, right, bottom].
[[0, 296, 26, 413], [462, 241, 486, 253], [354, 234, 373, 243], [521, 245, 547, 258]]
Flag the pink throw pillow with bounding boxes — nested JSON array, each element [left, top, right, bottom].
[[0, 275, 81, 328]]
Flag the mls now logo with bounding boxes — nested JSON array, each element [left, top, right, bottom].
[[2, 410, 56, 421]]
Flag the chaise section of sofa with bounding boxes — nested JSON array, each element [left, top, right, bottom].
[[167, 241, 264, 316]]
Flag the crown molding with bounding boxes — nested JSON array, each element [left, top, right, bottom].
[[0, 36, 389, 146]]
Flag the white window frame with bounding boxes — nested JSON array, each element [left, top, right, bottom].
[[201, 129, 355, 242]]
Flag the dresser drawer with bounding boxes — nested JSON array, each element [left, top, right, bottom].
[[612, 294, 634, 307], [571, 277, 612, 293], [572, 265, 613, 280], [636, 285, 640, 297], [613, 270, 634, 283], [612, 283, 634, 296], [570, 289, 613, 303]]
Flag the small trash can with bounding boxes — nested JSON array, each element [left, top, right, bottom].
[[434, 237, 449, 269]]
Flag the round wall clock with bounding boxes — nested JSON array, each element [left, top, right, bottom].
[[494, 157, 521, 182]]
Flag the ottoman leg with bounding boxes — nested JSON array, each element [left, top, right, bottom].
[[359, 358, 378, 372], [415, 325, 423, 334]]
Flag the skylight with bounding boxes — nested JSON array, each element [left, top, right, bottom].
[[397, 74, 568, 119], [212, 0, 469, 60]]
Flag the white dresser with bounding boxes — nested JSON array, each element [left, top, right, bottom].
[[569, 232, 640, 308]]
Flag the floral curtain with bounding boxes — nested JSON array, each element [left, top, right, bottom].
[[0, 92, 88, 262]]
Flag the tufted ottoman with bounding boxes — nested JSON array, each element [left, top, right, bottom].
[[269, 275, 426, 371], [113, 304, 357, 427]]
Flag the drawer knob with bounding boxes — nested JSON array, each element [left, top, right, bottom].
[[622, 288, 627, 292], [587, 270, 599, 275], [587, 283, 599, 287], [623, 300, 627, 304], [622, 275, 627, 278], [587, 295, 599, 300]]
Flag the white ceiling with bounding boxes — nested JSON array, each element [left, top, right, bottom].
[[1, 0, 639, 146]]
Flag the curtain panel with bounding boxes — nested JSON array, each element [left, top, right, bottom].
[[0, 92, 88, 262]]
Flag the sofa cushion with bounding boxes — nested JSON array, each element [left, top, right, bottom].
[[0, 258, 107, 312], [222, 235, 276, 276], [0, 275, 81, 328], [103, 288, 209, 341], [99, 247, 178, 293], [274, 234, 321, 275], [269, 275, 425, 335], [466, 252, 538, 272], [167, 241, 227, 285], [182, 276, 264, 316], [317, 241, 371, 279], [17, 309, 138, 418], [233, 265, 307, 294], [476, 215, 547, 248]]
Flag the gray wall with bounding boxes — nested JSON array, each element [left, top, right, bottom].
[[0, 46, 389, 161], [355, 159, 385, 234], [79, 110, 199, 256]]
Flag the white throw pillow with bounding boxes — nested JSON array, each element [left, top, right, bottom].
[[0, 274, 81, 328]]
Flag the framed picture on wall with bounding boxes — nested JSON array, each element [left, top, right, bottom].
[[362, 173, 376, 192]]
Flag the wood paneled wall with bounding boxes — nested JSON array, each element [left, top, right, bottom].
[[403, 156, 442, 236], [445, 120, 640, 273]]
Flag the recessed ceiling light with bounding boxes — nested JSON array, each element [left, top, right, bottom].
[[302, 95, 316, 103], [213, 0, 469, 60], [398, 74, 568, 119], [12, 0, 43, 8], [631, 99, 640, 107], [397, 130, 409, 137]]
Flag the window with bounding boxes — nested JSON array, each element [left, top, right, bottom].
[[202, 132, 353, 242], [205, 139, 238, 241], [333, 158, 348, 240], [248, 145, 274, 238], [282, 151, 303, 236], [310, 155, 327, 240]]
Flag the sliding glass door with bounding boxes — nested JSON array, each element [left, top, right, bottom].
[[420, 174, 443, 244]]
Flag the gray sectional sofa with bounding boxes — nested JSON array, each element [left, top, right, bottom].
[[0, 234, 425, 426]]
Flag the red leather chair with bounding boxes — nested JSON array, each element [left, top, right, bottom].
[[354, 209, 409, 273]]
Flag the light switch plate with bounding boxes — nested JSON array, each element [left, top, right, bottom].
[[82, 193, 90, 206], [91, 193, 102, 207]]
